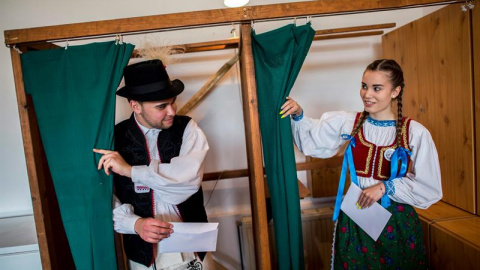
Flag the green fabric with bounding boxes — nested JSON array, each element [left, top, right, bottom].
[[21, 41, 134, 270], [252, 23, 315, 270]]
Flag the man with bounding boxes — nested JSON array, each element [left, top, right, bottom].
[[94, 59, 211, 270]]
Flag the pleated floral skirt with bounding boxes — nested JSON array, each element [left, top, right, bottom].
[[332, 201, 427, 269]]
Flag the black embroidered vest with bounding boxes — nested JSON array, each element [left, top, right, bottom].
[[114, 114, 208, 267]]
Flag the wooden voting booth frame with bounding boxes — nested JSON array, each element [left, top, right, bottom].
[[4, 1, 464, 269]]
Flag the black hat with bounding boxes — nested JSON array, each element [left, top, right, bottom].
[[116, 59, 184, 101]]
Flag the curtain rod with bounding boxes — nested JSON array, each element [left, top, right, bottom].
[[37, 2, 455, 45], [5, 0, 461, 47]]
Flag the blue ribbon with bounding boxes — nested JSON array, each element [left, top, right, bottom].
[[380, 147, 411, 208], [333, 134, 412, 221], [333, 135, 358, 221]]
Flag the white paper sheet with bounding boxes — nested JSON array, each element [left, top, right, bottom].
[[340, 184, 392, 241], [158, 222, 219, 253]]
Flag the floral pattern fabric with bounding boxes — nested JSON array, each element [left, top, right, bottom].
[[333, 200, 427, 269]]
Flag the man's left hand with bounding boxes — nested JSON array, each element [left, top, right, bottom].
[[93, 149, 132, 177]]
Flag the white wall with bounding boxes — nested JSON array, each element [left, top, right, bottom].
[[0, 0, 443, 269]]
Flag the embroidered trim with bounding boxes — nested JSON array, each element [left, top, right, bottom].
[[292, 110, 304, 121], [330, 220, 338, 270], [377, 147, 395, 179], [385, 180, 396, 195], [187, 259, 203, 270], [356, 129, 374, 175], [375, 117, 412, 180], [367, 116, 396, 127]]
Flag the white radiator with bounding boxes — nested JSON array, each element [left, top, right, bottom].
[[238, 206, 335, 270]]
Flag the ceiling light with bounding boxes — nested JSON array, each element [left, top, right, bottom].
[[224, 0, 249, 8]]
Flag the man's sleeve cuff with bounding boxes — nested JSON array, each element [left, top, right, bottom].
[[131, 165, 148, 183], [123, 215, 140, 235]]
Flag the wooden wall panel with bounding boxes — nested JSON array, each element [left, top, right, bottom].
[[473, 0, 480, 216], [430, 218, 480, 269], [416, 4, 474, 212], [415, 201, 473, 265], [383, 4, 475, 213], [308, 156, 343, 198], [382, 21, 420, 120]]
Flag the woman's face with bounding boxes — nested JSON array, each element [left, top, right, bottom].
[[360, 70, 401, 120]]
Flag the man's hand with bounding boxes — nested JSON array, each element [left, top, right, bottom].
[[357, 182, 385, 209], [93, 149, 132, 177], [134, 218, 174, 243]]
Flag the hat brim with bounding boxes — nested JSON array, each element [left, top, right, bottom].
[[116, 79, 184, 101]]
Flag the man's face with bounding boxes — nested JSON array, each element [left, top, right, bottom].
[[131, 97, 177, 129]]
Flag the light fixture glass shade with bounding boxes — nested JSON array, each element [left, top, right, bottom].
[[224, 0, 249, 8]]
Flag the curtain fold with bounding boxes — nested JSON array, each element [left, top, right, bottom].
[[252, 23, 315, 270], [21, 41, 134, 270]]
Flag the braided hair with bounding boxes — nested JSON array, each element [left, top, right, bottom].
[[350, 59, 405, 148]]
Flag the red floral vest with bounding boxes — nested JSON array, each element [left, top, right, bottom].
[[351, 113, 412, 180]]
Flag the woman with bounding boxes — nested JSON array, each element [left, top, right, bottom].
[[281, 59, 442, 269]]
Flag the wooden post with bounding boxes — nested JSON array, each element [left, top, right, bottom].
[[10, 48, 74, 270], [10, 48, 52, 270], [239, 23, 272, 269]]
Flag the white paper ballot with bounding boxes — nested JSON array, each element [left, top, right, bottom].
[[159, 222, 219, 253], [340, 184, 392, 241]]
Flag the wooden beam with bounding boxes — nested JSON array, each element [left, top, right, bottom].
[[239, 23, 271, 270], [130, 23, 393, 56], [177, 53, 239, 115], [314, 22, 395, 35], [4, 0, 460, 45], [313, 30, 384, 40], [180, 39, 239, 53], [202, 157, 344, 181]]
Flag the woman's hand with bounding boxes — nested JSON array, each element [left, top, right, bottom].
[[280, 97, 303, 118], [357, 182, 385, 209]]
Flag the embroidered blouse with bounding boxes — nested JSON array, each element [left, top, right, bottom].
[[291, 111, 442, 209]]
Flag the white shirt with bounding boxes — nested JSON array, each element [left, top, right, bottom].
[[291, 111, 442, 209], [113, 116, 209, 269]]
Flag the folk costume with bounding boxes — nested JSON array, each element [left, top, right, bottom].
[[112, 60, 212, 270], [291, 111, 442, 269]]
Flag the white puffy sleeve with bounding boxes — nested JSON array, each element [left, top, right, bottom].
[[388, 120, 442, 209], [291, 111, 356, 158], [112, 194, 139, 234], [130, 120, 209, 205]]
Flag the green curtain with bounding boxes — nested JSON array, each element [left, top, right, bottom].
[[21, 41, 134, 270], [252, 23, 315, 270]]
